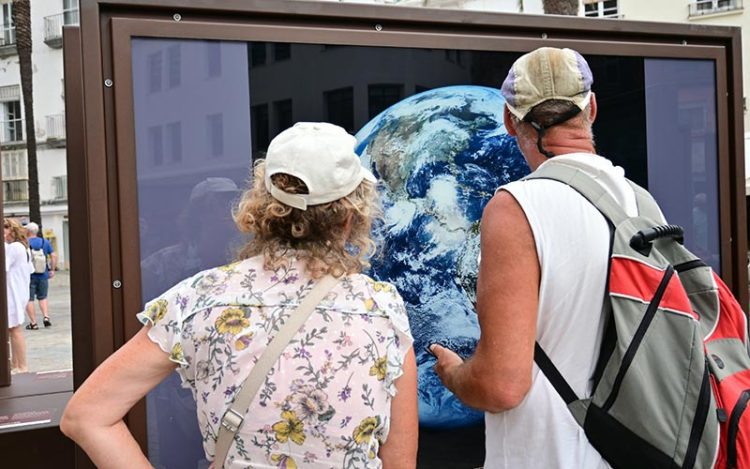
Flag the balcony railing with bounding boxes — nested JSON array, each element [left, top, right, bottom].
[[689, 0, 743, 16], [3, 179, 28, 202], [0, 119, 23, 145], [0, 25, 16, 57], [46, 113, 65, 142], [44, 11, 78, 48]]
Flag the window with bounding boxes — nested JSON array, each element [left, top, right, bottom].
[[148, 125, 163, 166], [251, 104, 269, 154], [250, 43, 266, 67], [2, 150, 27, 202], [206, 113, 224, 157], [52, 175, 68, 200], [584, 0, 619, 17], [324, 87, 354, 133], [207, 42, 222, 77], [166, 121, 182, 162], [148, 51, 162, 93], [168, 45, 181, 89], [63, 0, 79, 25], [368, 84, 403, 119], [273, 43, 291, 61], [2, 100, 23, 143], [274, 99, 293, 134], [690, 0, 741, 16], [1, 3, 14, 46]]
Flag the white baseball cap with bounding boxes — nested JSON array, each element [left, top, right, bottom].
[[264, 122, 376, 210]]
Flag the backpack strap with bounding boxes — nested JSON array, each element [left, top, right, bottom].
[[534, 343, 579, 404], [627, 180, 664, 223], [213, 274, 340, 468], [523, 162, 628, 226]]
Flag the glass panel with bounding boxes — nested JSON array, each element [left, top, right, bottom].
[[644, 59, 720, 271], [130, 39, 721, 468], [132, 38, 251, 469]]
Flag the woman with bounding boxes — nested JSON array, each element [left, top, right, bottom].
[[61, 122, 418, 468], [4, 218, 32, 373]]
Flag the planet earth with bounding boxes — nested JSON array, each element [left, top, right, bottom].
[[355, 85, 531, 428]]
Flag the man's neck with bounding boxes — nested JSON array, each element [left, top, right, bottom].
[[524, 127, 596, 170]]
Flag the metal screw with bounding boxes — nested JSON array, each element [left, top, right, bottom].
[[375, 24, 383, 31], [113, 280, 122, 289], [173, 13, 182, 22], [541, 33, 548, 39], [104, 79, 113, 88]]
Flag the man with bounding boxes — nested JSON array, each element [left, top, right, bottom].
[[26, 221, 57, 329], [431, 47, 639, 468]]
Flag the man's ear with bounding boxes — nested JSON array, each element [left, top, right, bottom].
[[503, 106, 518, 136], [588, 93, 598, 123]]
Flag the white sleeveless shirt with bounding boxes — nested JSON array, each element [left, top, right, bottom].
[[483, 153, 639, 469]]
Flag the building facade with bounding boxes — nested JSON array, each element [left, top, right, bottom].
[[0, 0, 76, 268]]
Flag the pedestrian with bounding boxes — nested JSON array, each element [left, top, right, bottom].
[[25, 221, 57, 329], [61, 122, 418, 468], [5, 218, 32, 373], [431, 47, 633, 468]]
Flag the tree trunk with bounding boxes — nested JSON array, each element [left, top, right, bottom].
[[542, 0, 580, 15], [13, 0, 40, 230]]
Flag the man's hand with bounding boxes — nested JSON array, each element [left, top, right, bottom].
[[431, 344, 464, 393], [49, 269, 55, 279]]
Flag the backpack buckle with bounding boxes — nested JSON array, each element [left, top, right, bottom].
[[221, 409, 244, 433]]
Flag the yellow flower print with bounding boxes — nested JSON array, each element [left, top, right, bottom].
[[364, 298, 376, 311], [369, 356, 387, 381], [352, 416, 380, 445], [270, 454, 297, 469], [215, 307, 250, 335], [235, 333, 254, 351], [371, 281, 393, 293], [272, 410, 305, 445], [218, 261, 240, 273], [169, 342, 184, 362], [145, 299, 169, 323]]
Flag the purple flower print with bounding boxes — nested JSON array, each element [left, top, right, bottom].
[[283, 274, 299, 284], [294, 346, 312, 359], [337, 385, 352, 402], [224, 385, 238, 398], [339, 416, 352, 428]]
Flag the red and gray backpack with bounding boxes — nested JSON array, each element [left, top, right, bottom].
[[527, 163, 750, 468]]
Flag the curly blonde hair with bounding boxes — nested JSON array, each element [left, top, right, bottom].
[[233, 161, 381, 278], [4, 218, 28, 249]]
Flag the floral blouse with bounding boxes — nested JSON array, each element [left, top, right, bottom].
[[138, 255, 413, 468]]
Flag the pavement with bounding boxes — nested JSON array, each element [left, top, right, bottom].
[[20, 271, 72, 373]]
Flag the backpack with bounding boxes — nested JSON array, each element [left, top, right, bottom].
[[30, 239, 47, 274], [527, 163, 750, 469]]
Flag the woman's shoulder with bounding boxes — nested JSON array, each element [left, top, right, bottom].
[[345, 274, 407, 316]]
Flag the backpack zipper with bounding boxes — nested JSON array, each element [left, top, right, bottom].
[[603, 265, 674, 412], [727, 389, 750, 468]]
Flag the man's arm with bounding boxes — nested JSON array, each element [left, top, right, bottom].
[[46, 240, 57, 276], [432, 190, 540, 412]]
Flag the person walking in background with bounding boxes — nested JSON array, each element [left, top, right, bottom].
[[61, 122, 418, 468], [25, 221, 56, 329], [5, 218, 32, 373]]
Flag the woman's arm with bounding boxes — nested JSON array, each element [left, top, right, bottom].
[[61, 327, 176, 468], [380, 347, 418, 469]]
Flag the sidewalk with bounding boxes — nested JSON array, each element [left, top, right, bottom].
[[21, 271, 72, 373]]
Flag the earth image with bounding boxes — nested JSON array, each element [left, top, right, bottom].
[[355, 85, 530, 428]]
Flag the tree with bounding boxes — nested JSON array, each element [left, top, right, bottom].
[[13, 0, 41, 229], [542, 0, 580, 15]]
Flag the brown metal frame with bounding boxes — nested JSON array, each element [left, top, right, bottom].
[[74, 0, 747, 461]]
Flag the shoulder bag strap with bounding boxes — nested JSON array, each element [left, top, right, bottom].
[[214, 274, 339, 468]]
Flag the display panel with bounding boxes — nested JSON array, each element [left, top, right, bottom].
[[131, 38, 720, 468]]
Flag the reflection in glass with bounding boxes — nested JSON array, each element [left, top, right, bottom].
[[133, 38, 251, 469], [129, 39, 722, 468], [645, 59, 720, 271]]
